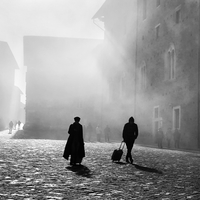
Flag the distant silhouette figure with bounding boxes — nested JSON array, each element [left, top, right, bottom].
[[8, 121, 14, 134], [122, 117, 138, 164], [63, 117, 85, 166], [166, 127, 172, 148], [104, 125, 111, 142], [157, 127, 164, 149], [86, 123, 93, 142], [17, 120, 21, 130], [13, 121, 17, 130], [174, 128, 181, 149], [96, 126, 101, 142]]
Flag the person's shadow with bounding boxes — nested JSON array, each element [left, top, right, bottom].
[[132, 163, 163, 174], [66, 165, 92, 178], [114, 162, 163, 174], [113, 161, 128, 165]]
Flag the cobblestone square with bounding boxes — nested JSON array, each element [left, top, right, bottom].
[[0, 138, 200, 199]]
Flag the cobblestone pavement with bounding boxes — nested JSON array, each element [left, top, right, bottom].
[[0, 139, 200, 200], [0, 130, 17, 140]]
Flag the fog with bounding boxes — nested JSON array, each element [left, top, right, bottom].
[[0, 0, 105, 95], [0, 1, 118, 134], [23, 34, 128, 140], [0, 0, 169, 141]]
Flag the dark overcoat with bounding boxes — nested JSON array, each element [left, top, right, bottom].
[[122, 122, 138, 143], [63, 122, 85, 161]]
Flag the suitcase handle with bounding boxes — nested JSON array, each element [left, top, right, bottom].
[[119, 141, 125, 150]]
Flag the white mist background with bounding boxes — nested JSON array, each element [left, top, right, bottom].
[[0, 0, 105, 103]]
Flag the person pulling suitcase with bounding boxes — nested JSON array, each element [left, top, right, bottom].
[[111, 141, 125, 162], [122, 117, 138, 164]]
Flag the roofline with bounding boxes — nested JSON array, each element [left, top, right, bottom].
[[23, 35, 103, 41], [92, 0, 108, 20], [0, 41, 19, 69]]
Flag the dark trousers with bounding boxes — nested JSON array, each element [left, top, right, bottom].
[[125, 140, 135, 163]]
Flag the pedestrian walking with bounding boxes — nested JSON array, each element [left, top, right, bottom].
[[157, 127, 164, 148], [13, 120, 17, 130], [63, 117, 85, 166], [165, 127, 172, 149], [104, 125, 111, 142], [174, 128, 181, 149], [17, 120, 21, 130], [96, 126, 101, 142], [8, 121, 14, 134], [122, 117, 138, 164], [86, 123, 93, 142]]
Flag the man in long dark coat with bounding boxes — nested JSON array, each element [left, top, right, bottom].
[[122, 117, 138, 164], [63, 117, 85, 166]]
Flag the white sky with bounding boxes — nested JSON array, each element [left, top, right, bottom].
[[0, 0, 105, 97]]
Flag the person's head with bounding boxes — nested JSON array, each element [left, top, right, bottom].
[[74, 116, 80, 123], [129, 117, 134, 123]]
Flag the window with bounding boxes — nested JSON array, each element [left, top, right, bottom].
[[168, 45, 176, 80], [173, 106, 181, 130], [140, 62, 146, 89], [156, 0, 160, 7], [143, 0, 147, 20], [155, 24, 160, 39], [175, 6, 181, 24]]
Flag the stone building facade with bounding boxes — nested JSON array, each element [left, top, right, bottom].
[[92, 0, 137, 130], [0, 41, 23, 130], [136, 0, 200, 149], [93, 0, 200, 149]]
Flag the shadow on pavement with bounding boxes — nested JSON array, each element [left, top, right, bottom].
[[113, 161, 128, 165], [66, 165, 92, 178], [132, 163, 163, 174]]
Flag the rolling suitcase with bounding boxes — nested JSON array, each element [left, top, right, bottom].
[[111, 141, 125, 162]]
